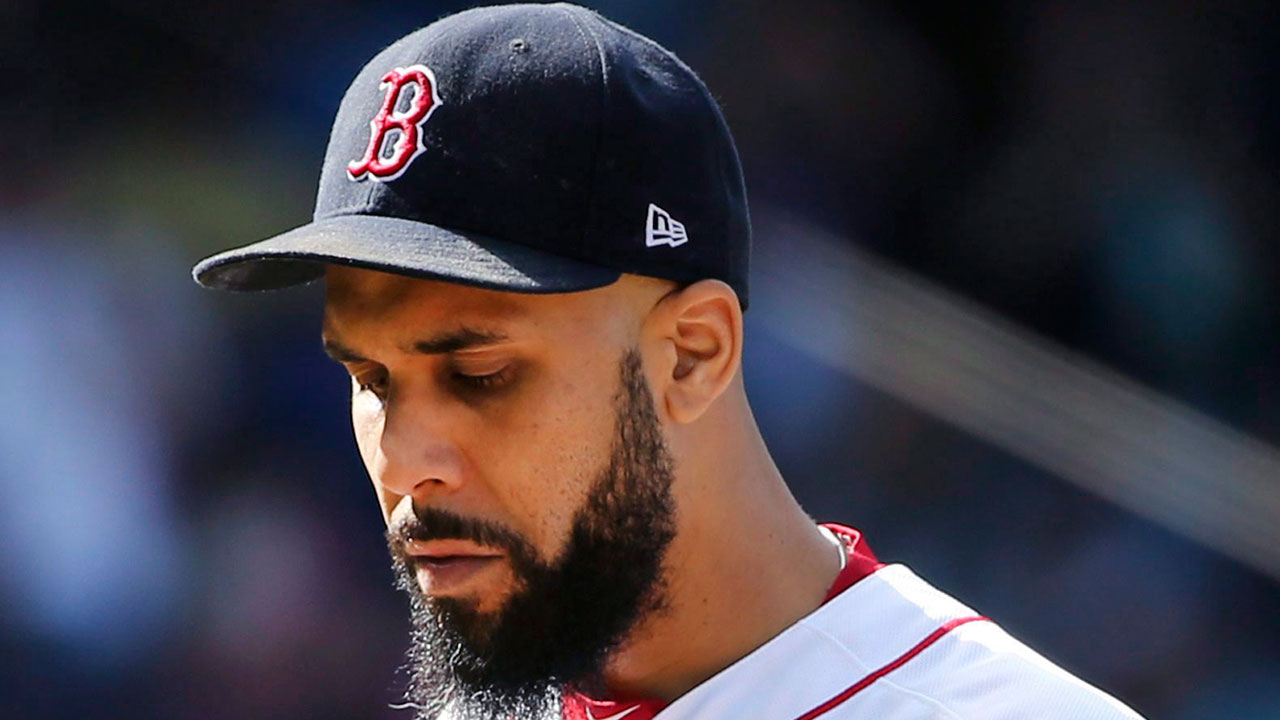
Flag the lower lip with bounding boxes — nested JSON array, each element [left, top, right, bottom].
[[414, 556, 501, 594]]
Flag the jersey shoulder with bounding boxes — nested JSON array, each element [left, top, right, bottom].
[[657, 563, 1145, 720], [797, 563, 1146, 720]]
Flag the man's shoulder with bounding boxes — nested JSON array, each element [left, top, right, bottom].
[[802, 564, 1145, 719], [656, 563, 1145, 720]]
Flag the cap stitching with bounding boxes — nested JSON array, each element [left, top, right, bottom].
[[558, 5, 609, 260]]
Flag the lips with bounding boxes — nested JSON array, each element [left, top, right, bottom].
[[404, 539, 504, 595]]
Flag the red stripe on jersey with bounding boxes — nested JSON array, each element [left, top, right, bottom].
[[792, 615, 991, 720]]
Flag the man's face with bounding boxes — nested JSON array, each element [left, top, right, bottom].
[[322, 268, 679, 718]]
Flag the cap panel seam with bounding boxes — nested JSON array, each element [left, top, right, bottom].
[[558, 6, 609, 259]]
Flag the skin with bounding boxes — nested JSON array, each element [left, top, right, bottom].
[[322, 266, 841, 702]]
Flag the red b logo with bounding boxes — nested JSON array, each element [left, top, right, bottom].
[[347, 65, 442, 182]]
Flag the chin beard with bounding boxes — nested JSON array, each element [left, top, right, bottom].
[[387, 349, 678, 720]]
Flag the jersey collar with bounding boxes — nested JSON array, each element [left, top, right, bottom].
[[563, 523, 883, 720]]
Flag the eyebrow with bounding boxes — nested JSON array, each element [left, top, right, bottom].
[[322, 338, 367, 363], [322, 327, 511, 363], [409, 327, 510, 355]]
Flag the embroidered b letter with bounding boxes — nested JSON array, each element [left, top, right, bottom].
[[347, 65, 442, 182]]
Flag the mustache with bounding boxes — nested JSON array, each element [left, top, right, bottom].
[[387, 506, 533, 559]]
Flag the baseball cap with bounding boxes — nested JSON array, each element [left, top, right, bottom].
[[192, 3, 751, 307]]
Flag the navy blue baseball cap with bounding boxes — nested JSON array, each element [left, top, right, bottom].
[[193, 3, 751, 307]]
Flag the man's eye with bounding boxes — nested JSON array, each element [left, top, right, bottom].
[[452, 366, 512, 390], [353, 370, 388, 395]]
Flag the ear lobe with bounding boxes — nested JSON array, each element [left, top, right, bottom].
[[656, 280, 743, 424]]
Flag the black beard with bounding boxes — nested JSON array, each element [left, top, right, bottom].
[[386, 349, 678, 720]]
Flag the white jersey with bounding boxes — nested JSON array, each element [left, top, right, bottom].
[[650, 562, 1145, 719], [568, 526, 1145, 720]]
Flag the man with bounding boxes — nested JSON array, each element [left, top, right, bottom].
[[194, 4, 1146, 719]]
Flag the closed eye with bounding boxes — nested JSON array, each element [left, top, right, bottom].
[[352, 367, 389, 396], [452, 366, 512, 390]]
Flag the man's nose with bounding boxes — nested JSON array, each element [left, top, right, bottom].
[[375, 391, 467, 500]]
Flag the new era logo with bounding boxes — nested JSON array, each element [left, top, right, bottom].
[[646, 203, 688, 248]]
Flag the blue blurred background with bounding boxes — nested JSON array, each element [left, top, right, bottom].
[[2, 1, 1277, 718]]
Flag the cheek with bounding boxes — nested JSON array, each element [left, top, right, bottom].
[[351, 395, 383, 466], [485, 365, 618, 559], [351, 393, 393, 515]]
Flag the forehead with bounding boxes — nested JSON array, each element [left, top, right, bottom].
[[321, 266, 670, 352], [324, 266, 529, 327], [320, 267, 647, 355]]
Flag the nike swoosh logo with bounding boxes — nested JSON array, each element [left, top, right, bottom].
[[586, 704, 642, 720]]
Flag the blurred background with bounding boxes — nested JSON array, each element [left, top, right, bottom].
[[2, 1, 1278, 718]]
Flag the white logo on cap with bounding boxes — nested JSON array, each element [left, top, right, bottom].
[[645, 203, 688, 248]]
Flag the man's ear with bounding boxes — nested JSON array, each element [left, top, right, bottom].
[[646, 279, 743, 424]]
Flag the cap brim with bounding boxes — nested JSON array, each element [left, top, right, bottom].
[[192, 214, 621, 293]]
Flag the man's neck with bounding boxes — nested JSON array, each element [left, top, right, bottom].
[[598, 416, 842, 702]]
